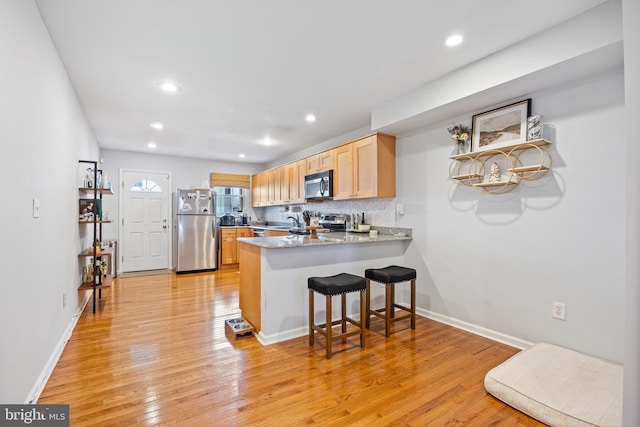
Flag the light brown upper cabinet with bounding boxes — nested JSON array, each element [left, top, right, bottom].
[[251, 173, 261, 206], [279, 165, 289, 204], [282, 160, 306, 204], [306, 149, 334, 173], [251, 133, 395, 207], [333, 134, 396, 200], [252, 167, 284, 207], [293, 159, 306, 203], [267, 168, 282, 205], [251, 172, 269, 207], [334, 143, 354, 199]]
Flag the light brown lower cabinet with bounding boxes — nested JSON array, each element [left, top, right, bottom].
[[263, 229, 289, 237], [220, 227, 253, 266]]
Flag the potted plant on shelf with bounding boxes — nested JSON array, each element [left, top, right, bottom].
[[448, 124, 471, 154]]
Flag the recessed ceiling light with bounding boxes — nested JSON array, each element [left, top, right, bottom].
[[239, 154, 246, 158], [150, 122, 164, 130], [262, 137, 274, 146], [445, 34, 463, 47], [157, 81, 180, 93], [305, 114, 316, 123], [147, 142, 157, 148]]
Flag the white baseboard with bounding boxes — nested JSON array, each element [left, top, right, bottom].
[[417, 308, 533, 350], [26, 291, 91, 404], [256, 326, 308, 346], [256, 307, 532, 351]]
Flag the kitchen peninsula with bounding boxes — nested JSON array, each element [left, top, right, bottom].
[[237, 231, 412, 345]]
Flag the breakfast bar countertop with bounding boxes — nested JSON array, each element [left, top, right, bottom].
[[237, 232, 412, 249], [237, 227, 412, 345]]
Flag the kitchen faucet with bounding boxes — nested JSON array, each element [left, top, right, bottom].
[[287, 214, 301, 228]]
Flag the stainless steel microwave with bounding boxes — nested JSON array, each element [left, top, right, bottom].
[[304, 170, 333, 200]]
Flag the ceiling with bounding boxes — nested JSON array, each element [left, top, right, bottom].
[[35, 0, 607, 164]]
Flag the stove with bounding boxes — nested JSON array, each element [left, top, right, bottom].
[[319, 214, 347, 232]]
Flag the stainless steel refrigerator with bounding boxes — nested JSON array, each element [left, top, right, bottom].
[[176, 189, 217, 272]]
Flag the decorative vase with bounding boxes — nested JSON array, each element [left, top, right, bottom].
[[456, 140, 466, 154]]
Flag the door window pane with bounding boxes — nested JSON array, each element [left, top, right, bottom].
[[130, 179, 162, 193]]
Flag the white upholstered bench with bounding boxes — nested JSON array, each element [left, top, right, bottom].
[[484, 343, 623, 427]]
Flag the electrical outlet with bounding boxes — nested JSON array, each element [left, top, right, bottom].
[[396, 204, 405, 215], [63, 292, 67, 309], [552, 301, 566, 321]]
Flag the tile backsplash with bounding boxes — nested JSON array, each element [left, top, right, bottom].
[[260, 198, 398, 227]]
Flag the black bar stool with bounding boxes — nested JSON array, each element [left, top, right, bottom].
[[365, 265, 416, 338], [308, 273, 366, 359]]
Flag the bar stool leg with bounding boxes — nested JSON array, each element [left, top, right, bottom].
[[365, 279, 371, 329], [359, 289, 366, 348], [341, 293, 347, 334], [325, 294, 332, 359], [390, 282, 396, 319], [410, 279, 416, 329], [309, 289, 314, 346], [384, 284, 392, 338]]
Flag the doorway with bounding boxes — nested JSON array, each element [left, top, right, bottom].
[[119, 169, 172, 273]]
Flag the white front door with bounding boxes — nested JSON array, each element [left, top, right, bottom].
[[120, 170, 171, 272]]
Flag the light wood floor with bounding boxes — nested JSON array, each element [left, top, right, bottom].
[[39, 270, 544, 426]]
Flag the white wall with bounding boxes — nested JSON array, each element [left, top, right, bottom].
[[622, 0, 640, 424], [395, 71, 626, 362], [0, 0, 100, 403], [99, 149, 263, 240]]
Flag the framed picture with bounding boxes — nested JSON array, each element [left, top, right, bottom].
[[471, 99, 531, 152]]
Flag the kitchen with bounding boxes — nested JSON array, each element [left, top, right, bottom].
[[198, 133, 410, 344], [174, 132, 402, 274]]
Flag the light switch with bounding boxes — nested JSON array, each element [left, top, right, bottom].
[[33, 198, 40, 218], [396, 204, 405, 215]]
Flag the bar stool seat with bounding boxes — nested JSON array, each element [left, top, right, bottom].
[[365, 265, 416, 338], [308, 273, 366, 359]]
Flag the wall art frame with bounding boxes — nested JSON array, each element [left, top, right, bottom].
[[471, 99, 531, 152]]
